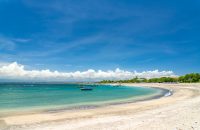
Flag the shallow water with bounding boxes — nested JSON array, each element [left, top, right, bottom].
[[0, 83, 162, 114]]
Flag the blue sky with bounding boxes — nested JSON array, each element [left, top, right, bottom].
[[0, 0, 200, 76]]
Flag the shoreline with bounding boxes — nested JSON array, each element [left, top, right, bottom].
[[1, 83, 200, 130], [44, 86, 170, 112], [0, 85, 168, 117]]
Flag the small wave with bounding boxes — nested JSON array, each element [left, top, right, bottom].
[[164, 90, 173, 97]]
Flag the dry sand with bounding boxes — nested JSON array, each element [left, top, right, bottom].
[[1, 83, 200, 130]]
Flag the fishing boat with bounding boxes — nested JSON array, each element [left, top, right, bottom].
[[80, 86, 93, 91]]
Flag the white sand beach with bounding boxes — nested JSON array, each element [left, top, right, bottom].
[[1, 83, 200, 130]]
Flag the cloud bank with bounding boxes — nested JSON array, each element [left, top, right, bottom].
[[0, 62, 176, 81]]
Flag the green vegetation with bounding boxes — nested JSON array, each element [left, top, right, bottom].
[[99, 73, 200, 83], [178, 73, 200, 83]]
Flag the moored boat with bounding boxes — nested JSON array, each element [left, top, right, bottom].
[[80, 86, 93, 91]]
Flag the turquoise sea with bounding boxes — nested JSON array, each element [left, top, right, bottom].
[[0, 83, 164, 115]]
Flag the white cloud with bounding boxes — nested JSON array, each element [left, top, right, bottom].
[[0, 62, 176, 81], [13, 38, 31, 43], [0, 35, 31, 51]]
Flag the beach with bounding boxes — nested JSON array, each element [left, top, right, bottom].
[[1, 83, 200, 130]]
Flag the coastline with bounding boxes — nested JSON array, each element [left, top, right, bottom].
[[1, 83, 200, 130], [0, 85, 167, 117]]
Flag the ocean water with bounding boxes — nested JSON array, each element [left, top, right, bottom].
[[0, 84, 162, 115]]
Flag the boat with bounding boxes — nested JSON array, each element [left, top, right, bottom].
[[80, 86, 93, 91]]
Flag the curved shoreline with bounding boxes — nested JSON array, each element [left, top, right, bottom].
[[0, 85, 169, 117], [1, 83, 200, 130]]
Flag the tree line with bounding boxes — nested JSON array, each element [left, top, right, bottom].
[[99, 73, 200, 83]]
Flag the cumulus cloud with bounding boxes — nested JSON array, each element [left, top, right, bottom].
[[0, 62, 176, 81]]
